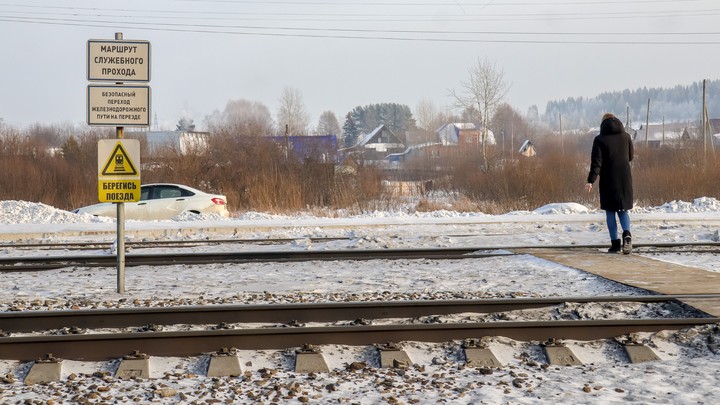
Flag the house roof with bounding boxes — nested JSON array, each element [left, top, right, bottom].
[[356, 125, 385, 147], [353, 124, 403, 147], [387, 142, 443, 158], [436, 123, 477, 132], [435, 122, 496, 145], [634, 123, 691, 141]]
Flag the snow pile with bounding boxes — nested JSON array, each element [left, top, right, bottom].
[[533, 202, 590, 215], [0, 200, 112, 225], [171, 211, 232, 222], [233, 211, 304, 221], [2, 197, 720, 226], [650, 197, 720, 213]]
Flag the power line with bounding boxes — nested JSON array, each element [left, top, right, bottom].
[[2, 16, 720, 45], [0, 2, 718, 21], [3, 14, 720, 37], [3, 8, 720, 23]]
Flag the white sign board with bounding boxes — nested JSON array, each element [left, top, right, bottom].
[[87, 85, 151, 127], [87, 39, 151, 82]]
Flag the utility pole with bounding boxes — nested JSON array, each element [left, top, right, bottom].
[[626, 105, 631, 128], [703, 79, 707, 162], [559, 113, 563, 155], [284, 124, 290, 159], [661, 116, 665, 147], [510, 120, 514, 161], [501, 130, 505, 159], [645, 98, 650, 148]]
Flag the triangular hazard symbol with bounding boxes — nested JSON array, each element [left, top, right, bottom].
[[101, 143, 138, 176]]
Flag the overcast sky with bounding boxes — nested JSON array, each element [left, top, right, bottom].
[[1, 0, 719, 131]]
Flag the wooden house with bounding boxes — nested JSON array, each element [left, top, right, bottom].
[[338, 124, 405, 166]]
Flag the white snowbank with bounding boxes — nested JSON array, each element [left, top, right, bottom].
[[3, 198, 720, 225]]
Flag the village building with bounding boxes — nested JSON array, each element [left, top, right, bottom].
[[132, 130, 210, 155], [633, 123, 692, 148], [268, 135, 337, 163], [338, 124, 405, 167]]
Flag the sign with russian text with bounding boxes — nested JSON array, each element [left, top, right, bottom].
[[97, 139, 141, 202], [87, 39, 151, 82], [87, 85, 151, 127]]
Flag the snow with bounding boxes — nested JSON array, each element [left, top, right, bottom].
[[0, 198, 719, 403]]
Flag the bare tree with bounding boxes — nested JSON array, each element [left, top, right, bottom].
[[204, 99, 275, 137], [277, 87, 310, 136], [449, 57, 510, 168], [490, 103, 532, 159], [414, 99, 454, 144], [414, 99, 441, 131], [315, 111, 341, 136]]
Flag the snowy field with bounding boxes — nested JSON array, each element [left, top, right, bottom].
[[0, 198, 719, 404]]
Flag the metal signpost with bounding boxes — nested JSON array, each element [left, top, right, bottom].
[[87, 32, 151, 293]]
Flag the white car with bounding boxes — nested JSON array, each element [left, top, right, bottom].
[[73, 183, 229, 220]]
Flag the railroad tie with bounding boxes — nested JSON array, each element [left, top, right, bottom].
[[115, 350, 150, 379], [24, 353, 62, 385], [541, 339, 583, 366], [207, 347, 243, 377], [294, 344, 330, 373], [376, 342, 413, 369], [462, 338, 503, 368]]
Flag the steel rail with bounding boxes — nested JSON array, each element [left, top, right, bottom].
[[3, 239, 718, 251], [1, 237, 351, 250], [2, 318, 717, 362], [2, 294, 718, 333], [0, 247, 512, 271], [1, 243, 717, 271]]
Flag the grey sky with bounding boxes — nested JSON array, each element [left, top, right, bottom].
[[1, 0, 719, 131]]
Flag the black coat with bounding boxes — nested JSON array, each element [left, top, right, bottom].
[[587, 117, 634, 211]]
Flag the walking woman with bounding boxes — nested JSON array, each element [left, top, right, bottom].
[[585, 113, 634, 254]]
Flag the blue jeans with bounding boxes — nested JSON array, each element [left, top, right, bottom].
[[606, 210, 630, 240]]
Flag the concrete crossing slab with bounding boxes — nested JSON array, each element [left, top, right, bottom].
[[516, 248, 720, 317]]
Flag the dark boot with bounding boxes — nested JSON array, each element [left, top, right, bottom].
[[608, 239, 621, 253], [622, 231, 632, 255]]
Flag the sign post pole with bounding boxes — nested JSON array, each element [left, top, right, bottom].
[[116, 125, 125, 293], [115, 32, 125, 294]]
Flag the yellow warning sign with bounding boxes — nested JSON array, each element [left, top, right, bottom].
[[101, 143, 138, 176], [98, 180, 141, 202], [97, 139, 141, 203]]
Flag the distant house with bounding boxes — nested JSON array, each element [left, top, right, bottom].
[[386, 141, 442, 165], [268, 135, 337, 163], [518, 140, 537, 157], [634, 123, 692, 147], [436, 123, 496, 147], [386, 123, 500, 166], [338, 124, 405, 166], [403, 129, 437, 146], [134, 131, 210, 155]]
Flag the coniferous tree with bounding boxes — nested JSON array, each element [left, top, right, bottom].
[[342, 112, 360, 147], [345, 103, 416, 139]]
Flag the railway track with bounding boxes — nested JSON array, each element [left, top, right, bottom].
[[4, 294, 717, 333], [1, 295, 719, 361], [0, 237, 351, 251], [1, 242, 718, 271], [2, 238, 718, 252], [0, 247, 511, 271]]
